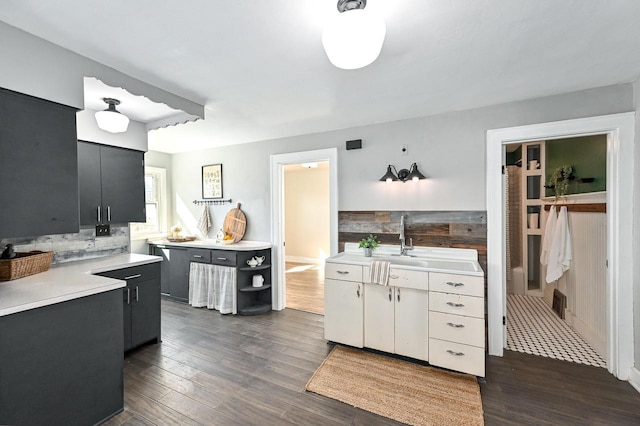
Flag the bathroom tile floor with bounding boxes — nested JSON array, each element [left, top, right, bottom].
[[507, 294, 606, 368]]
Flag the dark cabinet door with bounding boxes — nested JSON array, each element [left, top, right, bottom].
[[0, 88, 79, 238], [123, 286, 133, 351], [152, 246, 171, 294], [131, 278, 161, 348], [169, 248, 190, 302], [100, 145, 146, 224], [78, 141, 103, 226]]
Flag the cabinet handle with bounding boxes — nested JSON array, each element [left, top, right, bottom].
[[446, 301, 465, 308], [388, 287, 393, 302], [193, 255, 203, 259], [389, 274, 400, 279], [446, 349, 465, 357], [446, 281, 465, 288], [356, 284, 360, 298], [107, 205, 111, 222], [217, 257, 227, 261], [124, 274, 142, 280], [126, 288, 130, 305], [97, 205, 101, 222], [135, 286, 139, 302], [337, 270, 349, 275], [447, 322, 465, 328], [397, 288, 401, 302]]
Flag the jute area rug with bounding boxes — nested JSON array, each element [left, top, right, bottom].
[[306, 346, 484, 426]]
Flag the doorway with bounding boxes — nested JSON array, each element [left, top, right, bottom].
[[486, 112, 635, 381], [504, 137, 607, 368], [270, 148, 339, 313], [283, 161, 330, 314]]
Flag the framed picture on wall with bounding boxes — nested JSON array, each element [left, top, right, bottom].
[[202, 164, 223, 199]]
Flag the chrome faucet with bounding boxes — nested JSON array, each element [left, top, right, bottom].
[[399, 215, 414, 256]]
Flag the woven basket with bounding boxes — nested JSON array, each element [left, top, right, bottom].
[[0, 251, 54, 281]]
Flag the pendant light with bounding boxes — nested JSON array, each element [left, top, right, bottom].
[[379, 163, 426, 183], [95, 98, 130, 133], [322, 0, 386, 70]]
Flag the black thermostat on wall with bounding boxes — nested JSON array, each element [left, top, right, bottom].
[[346, 139, 362, 150]]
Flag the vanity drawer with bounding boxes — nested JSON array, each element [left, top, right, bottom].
[[429, 292, 484, 319], [211, 249, 236, 267], [326, 263, 363, 282], [362, 267, 428, 290], [429, 311, 484, 348], [429, 273, 483, 297], [187, 248, 211, 264], [429, 338, 485, 377]]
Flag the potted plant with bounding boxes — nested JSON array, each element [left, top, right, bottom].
[[548, 165, 573, 198], [358, 234, 379, 257]]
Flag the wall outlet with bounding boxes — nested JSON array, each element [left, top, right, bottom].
[[96, 224, 111, 237], [401, 144, 408, 156]]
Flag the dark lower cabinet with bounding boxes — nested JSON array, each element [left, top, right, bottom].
[[98, 262, 161, 351], [150, 245, 189, 302], [0, 289, 124, 426]]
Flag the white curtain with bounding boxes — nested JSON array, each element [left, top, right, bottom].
[[189, 263, 237, 314]]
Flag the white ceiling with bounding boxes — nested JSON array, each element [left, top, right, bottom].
[[2, 0, 640, 154]]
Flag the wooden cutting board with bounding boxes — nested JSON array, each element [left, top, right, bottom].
[[223, 203, 247, 243]]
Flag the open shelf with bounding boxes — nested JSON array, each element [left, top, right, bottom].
[[239, 284, 272, 293], [239, 264, 270, 272], [238, 303, 271, 316]]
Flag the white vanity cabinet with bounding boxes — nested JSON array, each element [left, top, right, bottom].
[[428, 272, 485, 376], [324, 263, 364, 347], [364, 268, 429, 361]]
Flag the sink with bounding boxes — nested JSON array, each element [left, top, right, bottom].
[[372, 255, 480, 273]]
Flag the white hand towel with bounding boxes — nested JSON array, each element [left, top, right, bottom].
[[369, 260, 391, 286], [546, 206, 572, 283], [540, 206, 557, 266], [197, 206, 212, 237]]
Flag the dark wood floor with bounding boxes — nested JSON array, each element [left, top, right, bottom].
[[105, 300, 640, 426]]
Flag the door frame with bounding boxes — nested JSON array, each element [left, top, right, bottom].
[[270, 148, 339, 311], [486, 112, 635, 380]]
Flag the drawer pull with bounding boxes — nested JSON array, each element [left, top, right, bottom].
[[193, 254, 203, 259], [446, 302, 465, 308], [217, 257, 227, 261], [446, 349, 465, 357], [447, 322, 465, 328], [124, 274, 142, 280], [126, 288, 130, 305], [337, 270, 350, 275], [446, 281, 465, 287], [135, 286, 139, 302], [389, 274, 400, 279]]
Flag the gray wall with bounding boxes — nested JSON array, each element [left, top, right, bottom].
[[170, 83, 633, 242]]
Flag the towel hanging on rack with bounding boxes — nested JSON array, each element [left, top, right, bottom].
[[197, 205, 212, 237], [540, 206, 557, 266], [546, 206, 572, 283]]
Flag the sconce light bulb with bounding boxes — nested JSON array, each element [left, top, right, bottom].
[[386, 178, 393, 183], [412, 176, 419, 182]]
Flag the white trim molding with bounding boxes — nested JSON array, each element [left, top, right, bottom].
[[629, 367, 640, 393], [486, 112, 635, 381], [270, 148, 338, 311]]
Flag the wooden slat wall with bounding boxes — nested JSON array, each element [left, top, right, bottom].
[[338, 210, 487, 273]]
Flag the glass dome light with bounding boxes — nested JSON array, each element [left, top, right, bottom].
[[95, 97, 130, 133]]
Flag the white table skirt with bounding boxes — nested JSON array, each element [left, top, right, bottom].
[[188, 263, 237, 314]]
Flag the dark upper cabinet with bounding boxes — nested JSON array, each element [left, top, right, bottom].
[[0, 87, 79, 239], [78, 140, 145, 225]]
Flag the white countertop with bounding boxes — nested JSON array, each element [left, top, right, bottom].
[[0, 254, 161, 317], [149, 239, 272, 251], [326, 243, 484, 277]]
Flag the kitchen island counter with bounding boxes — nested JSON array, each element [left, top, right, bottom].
[[0, 253, 161, 317]]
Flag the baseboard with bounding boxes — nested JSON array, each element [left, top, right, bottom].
[[285, 255, 323, 265], [629, 367, 640, 394], [564, 310, 607, 359]]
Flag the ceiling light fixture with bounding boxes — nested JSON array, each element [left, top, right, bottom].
[[379, 163, 426, 183], [322, 0, 386, 70], [95, 97, 130, 133]]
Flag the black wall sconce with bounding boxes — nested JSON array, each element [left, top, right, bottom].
[[379, 163, 426, 183]]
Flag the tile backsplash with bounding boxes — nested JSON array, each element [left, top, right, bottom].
[[0, 226, 130, 264]]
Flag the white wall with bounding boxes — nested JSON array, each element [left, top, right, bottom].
[[284, 164, 330, 262], [170, 83, 633, 242], [0, 21, 203, 116], [634, 77, 640, 370]]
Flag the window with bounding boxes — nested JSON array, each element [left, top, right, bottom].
[[131, 167, 167, 238]]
